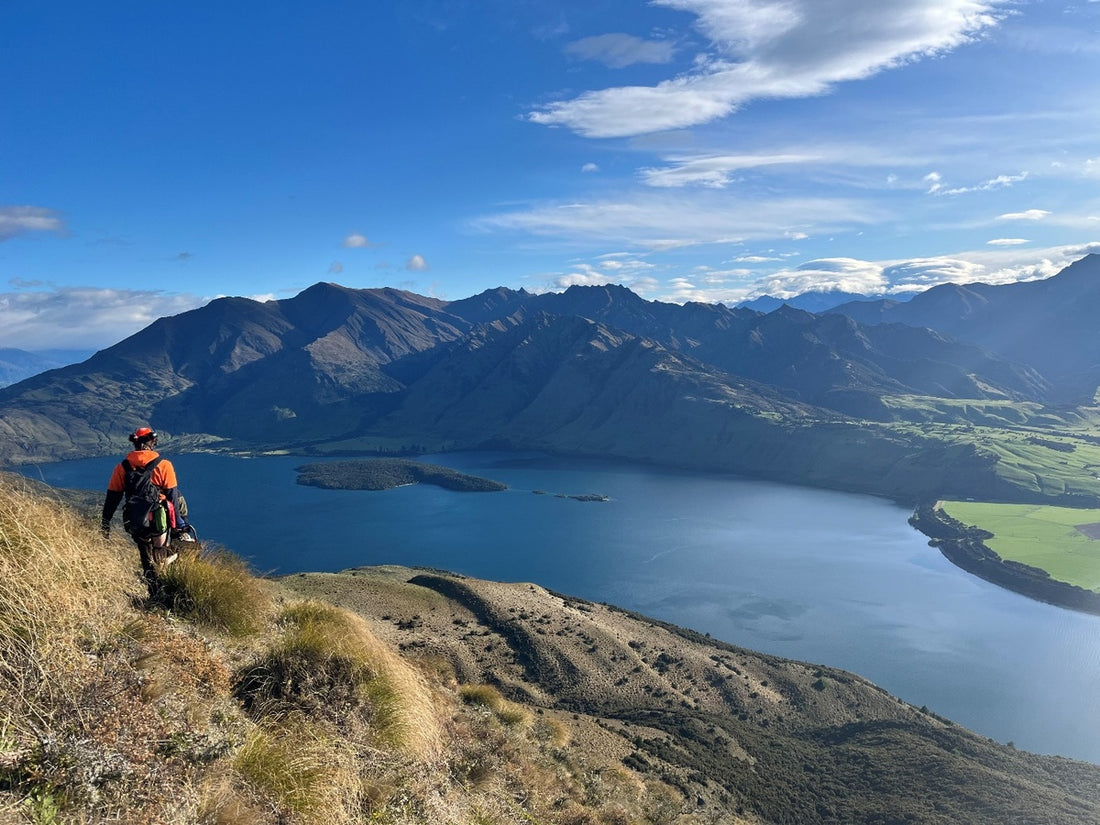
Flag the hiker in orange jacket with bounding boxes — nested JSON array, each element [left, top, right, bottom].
[[101, 427, 192, 594]]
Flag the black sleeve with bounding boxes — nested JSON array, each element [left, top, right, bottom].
[[101, 489, 124, 528], [163, 485, 181, 511]]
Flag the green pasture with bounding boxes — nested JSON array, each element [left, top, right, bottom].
[[880, 400, 1100, 502], [940, 500, 1100, 592]]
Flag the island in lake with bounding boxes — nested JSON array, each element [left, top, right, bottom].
[[296, 458, 507, 492]]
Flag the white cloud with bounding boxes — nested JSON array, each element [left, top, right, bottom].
[[530, 0, 1005, 137], [640, 152, 817, 188], [0, 205, 66, 242], [548, 265, 623, 290], [564, 33, 676, 68], [582, 162, 600, 173], [941, 171, 1028, 195], [711, 244, 1100, 305], [986, 238, 1029, 246], [924, 171, 943, 193], [998, 209, 1051, 221], [405, 254, 429, 271], [0, 286, 207, 350], [475, 193, 874, 250], [745, 258, 890, 299], [342, 233, 374, 248], [328, 261, 344, 274]]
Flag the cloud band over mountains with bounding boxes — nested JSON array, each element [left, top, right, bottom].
[[529, 0, 1006, 137]]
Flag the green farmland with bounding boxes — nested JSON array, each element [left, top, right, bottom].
[[940, 501, 1100, 592]]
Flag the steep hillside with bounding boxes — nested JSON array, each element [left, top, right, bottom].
[[449, 285, 1045, 414], [831, 253, 1100, 402], [3, 474, 1100, 824]]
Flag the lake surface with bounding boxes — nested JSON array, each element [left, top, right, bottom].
[[21, 451, 1100, 764]]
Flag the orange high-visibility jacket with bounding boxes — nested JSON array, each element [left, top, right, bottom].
[[106, 450, 179, 493]]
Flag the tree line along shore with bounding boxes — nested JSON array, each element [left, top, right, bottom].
[[909, 502, 1100, 616]]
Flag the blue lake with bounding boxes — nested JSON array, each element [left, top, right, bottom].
[[21, 450, 1100, 764]]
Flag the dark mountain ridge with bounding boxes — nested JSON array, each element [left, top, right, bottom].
[[831, 253, 1100, 402], [0, 258, 1096, 503]]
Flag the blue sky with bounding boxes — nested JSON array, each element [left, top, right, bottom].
[[2, 0, 1099, 349]]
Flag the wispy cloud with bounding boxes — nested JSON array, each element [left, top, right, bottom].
[[940, 172, 1028, 195], [475, 192, 876, 249], [998, 209, 1051, 220], [529, 0, 1006, 137], [0, 206, 67, 242], [405, 254, 429, 271], [640, 153, 817, 188], [564, 33, 676, 68], [986, 238, 1029, 246]]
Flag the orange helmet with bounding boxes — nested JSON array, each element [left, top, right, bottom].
[[128, 427, 158, 447]]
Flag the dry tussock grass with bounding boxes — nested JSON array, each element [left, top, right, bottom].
[[0, 478, 694, 824], [458, 683, 533, 728], [0, 480, 134, 699], [231, 717, 362, 824], [158, 545, 275, 637], [237, 600, 443, 759]]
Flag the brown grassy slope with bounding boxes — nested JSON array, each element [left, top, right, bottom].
[[0, 477, 754, 824], [285, 565, 1100, 825]]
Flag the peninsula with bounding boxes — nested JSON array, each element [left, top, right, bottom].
[[909, 502, 1100, 616]]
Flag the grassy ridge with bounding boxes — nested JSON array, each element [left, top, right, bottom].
[[0, 476, 740, 823], [5, 475, 1100, 823], [940, 500, 1100, 591]]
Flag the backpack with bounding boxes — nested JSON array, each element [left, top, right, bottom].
[[121, 457, 167, 537]]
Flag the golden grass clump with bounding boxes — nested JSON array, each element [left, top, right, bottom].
[[0, 479, 134, 735], [230, 719, 361, 825], [236, 600, 442, 758], [459, 683, 533, 728], [157, 545, 275, 637]]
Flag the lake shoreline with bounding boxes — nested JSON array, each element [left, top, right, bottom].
[[909, 502, 1100, 616]]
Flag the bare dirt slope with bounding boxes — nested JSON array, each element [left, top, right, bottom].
[[283, 565, 1100, 824]]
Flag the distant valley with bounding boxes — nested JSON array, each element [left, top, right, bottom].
[[2, 255, 1100, 507]]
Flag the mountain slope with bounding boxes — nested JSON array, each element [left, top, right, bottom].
[[0, 285, 474, 460], [449, 284, 1047, 414], [286, 565, 1100, 825], [831, 253, 1100, 401], [0, 271, 1088, 502]]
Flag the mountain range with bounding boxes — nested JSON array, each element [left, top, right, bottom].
[[1, 254, 1099, 503], [829, 254, 1100, 403], [0, 348, 93, 388]]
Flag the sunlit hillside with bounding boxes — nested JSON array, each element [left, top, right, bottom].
[[3, 474, 1100, 824], [0, 476, 687, 824]]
